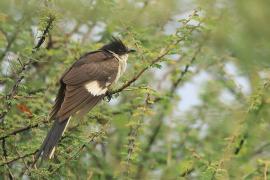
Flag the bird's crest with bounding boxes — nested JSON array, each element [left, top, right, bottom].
[[100, 37, 129, 55]]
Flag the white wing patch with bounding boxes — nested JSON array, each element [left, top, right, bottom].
[[85, 81, 107, 96], [84, 53, 128, 95]]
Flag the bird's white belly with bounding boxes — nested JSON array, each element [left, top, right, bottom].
[[114, 54, 128, 82]]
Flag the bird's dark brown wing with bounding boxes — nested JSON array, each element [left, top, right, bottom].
[[53, 51, 119, 122]]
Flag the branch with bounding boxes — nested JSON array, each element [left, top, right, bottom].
[[170, 38, 205, 94], [0, 160, 14, 179], [234, 133, 248, 155], [110, 12, 200, 95], [180, 168, 194, 177], [109, 10, 201, 95], [0, 122, 93, 167], [1, 139, 14, 179], [0, 150, 38, 167], [0, 113, 108, 141], [0, 119, 50, 141], [32, 15, 55, 52]]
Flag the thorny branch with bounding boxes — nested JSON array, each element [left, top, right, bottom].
[[111, 31, 198, 95], [0, 158, 14, 179], [33, 15, 55, 52], [1, 139, 15, 179], [0, 112, 114, 141], [111, 10, 200, 95], [0, 150, 38, 167], [0, 119, 50, 141], [170, 42, 204, 93]]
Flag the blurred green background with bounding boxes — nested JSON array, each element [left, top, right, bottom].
[[0, 0, 269, 179]]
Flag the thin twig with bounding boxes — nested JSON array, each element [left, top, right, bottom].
[[0, 119, 50, 141], [0, 113, 106, 141], [0, 150, 38, 167], [1, 139, 15, 179], [33, 15, 55, 52], [0, 155, 15, 179], [11, 144, 31, 173], [170, 38, 205, 93]]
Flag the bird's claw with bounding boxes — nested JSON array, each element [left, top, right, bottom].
[[104, 91, 112, 102]]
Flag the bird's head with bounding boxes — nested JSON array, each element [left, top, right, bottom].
[[100, 37, 136, 56]]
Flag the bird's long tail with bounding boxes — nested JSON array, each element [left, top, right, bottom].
[[33, 117, 70, 166]]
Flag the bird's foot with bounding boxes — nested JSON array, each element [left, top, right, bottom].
[[104, 91, 112, 102]]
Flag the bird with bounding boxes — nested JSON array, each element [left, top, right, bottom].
[[34, 37, 135, 163]]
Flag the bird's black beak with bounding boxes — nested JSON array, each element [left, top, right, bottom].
[[128, 48, 136, 53]]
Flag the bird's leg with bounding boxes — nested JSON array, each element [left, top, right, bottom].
[[104, 90, 112, 102]]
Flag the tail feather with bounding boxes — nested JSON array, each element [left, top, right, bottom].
[[33, 117, 70, 166]]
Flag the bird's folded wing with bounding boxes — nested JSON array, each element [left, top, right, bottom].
[[56, 52, 119, 121], [56, 86, 102, 121], [62, 51, 118, 85]]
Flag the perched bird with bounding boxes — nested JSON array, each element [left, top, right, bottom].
[[35, 38, 135, 163]]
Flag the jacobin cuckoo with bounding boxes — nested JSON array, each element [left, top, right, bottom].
[[35, 38, 135, 162]]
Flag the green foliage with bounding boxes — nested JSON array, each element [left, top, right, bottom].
[[0, 0, 270, 179]]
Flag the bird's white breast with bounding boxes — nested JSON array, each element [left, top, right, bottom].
[[113, 53, 128, 82]]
